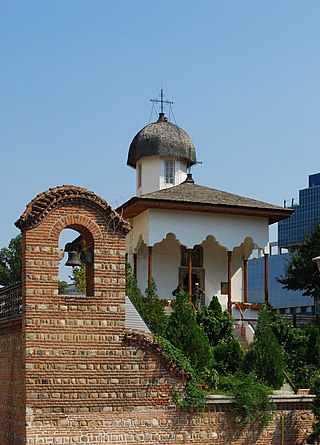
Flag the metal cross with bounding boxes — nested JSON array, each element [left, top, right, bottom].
[[150, 88, 173, 114]]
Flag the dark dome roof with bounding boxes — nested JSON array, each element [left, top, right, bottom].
[[127, 113, 197, 168]]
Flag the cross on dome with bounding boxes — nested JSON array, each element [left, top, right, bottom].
[[150, 88, 173, 115]]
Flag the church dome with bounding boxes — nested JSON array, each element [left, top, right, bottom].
[[127, 113, 197, 168]]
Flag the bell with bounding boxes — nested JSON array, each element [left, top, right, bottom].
[[65, 251, 82, 267]]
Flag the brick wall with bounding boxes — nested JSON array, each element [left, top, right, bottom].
[[0, 318, 24, 444], [7, 185, 314, 445]]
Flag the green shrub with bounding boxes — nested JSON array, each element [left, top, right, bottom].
[[155, 335, 208, 410], [219, 373, 275, 426], [125, 263, 168, 336], [244, 308, 285, 389], [166, 291, 215, 380], [214, 339, 244, 375], [197, 297, 233, 347]]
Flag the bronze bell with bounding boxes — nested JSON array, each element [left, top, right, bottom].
[[65, 251, 82, 267]]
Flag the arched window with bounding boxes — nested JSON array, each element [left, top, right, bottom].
[[58, 227, 94, 296]]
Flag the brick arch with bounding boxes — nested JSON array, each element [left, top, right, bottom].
[[49, 214, 103, 245], [15, 184, 130, 236]]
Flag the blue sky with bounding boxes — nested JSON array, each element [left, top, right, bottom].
[[1, 0, 320, 248]]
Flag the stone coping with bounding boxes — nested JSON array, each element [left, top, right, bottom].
[[206, 393, 314, 405]]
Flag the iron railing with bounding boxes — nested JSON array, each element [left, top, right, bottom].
[[0, 282, 22, 319]]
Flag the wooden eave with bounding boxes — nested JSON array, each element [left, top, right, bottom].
[[117, 197, 294, 225]]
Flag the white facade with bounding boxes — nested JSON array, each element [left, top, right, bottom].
[[126, 208, 269, 309], [136, 156, 188, 196]]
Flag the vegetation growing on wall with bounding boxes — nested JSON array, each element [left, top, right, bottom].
[[126, 261, 318, 424]]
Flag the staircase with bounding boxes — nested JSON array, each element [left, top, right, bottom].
[[235, 332, 249, 351]]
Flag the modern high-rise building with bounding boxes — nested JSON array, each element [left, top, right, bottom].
[[249, 173, 320, 313], [278, 173, 320, 248]]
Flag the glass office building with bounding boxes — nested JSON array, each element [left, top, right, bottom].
[[249, 173, 320, 313], [278, 173, 320, 248], [248, 254, 313, 313]]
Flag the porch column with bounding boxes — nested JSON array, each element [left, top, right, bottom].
[[227, 251, 232, 313], [243, 259, 248, 303], [148, 246, 153, 284], [188, 248, 193, 303], [133, 253, 137, 279], [264, 252, 269, 304]]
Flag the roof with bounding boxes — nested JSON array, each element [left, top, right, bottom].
[[125, 296, 150, 333], [15, 185, 131, 234], [127, 113, 196, 168], [117, 175, 294, 224]]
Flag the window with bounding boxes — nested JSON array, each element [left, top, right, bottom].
[[180, 245, 203, 267], [138, 163, 142, 188], [165, 160, 174, 184]]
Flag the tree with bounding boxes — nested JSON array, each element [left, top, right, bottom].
[[0, 234, 22, 286], [69, 264, 86, 293], [196, 296, 233, 347], [166, 291, 215, 377], [244, 307, 285, 389], [278, 225, 320, 304], [125, 263, 168, 336]]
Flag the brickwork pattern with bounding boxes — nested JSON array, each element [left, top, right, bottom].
[[0, 185, 313, 445], [0, 318, 24, 444]]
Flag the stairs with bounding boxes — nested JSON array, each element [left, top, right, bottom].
[[235, 333, 249, 351]]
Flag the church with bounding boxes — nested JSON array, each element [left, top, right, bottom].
[[117, 103, 292, 311]]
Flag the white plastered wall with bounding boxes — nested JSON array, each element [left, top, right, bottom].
[[137, 157, 161, 196], [148, 209, 268, 251], [136, 156, 188, 195], [152, 234, 181, 299], [130, 208, 269, 303]]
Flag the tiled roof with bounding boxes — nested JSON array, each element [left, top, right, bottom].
[[118, 176, 294, 224], [142, 180, 284, 210], [15, 185, 131, 233]]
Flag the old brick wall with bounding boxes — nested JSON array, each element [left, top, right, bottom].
[[14, 186, 186, 444], [22, 400, 314, 445], [0, 318, 24, 445], [12, 186, 314, 445]]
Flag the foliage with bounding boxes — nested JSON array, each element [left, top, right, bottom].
[[197, 297, 233, 347], [213, 338, 244, 375], [0, 234, 22, 286], [257, 309, 319, 389], [166, 290, 215, 378], [69, 264, 86, 293], [142, 279, 169, 335], [244, 307, 285, 389], [58, 280, 69, 294], [219, 373, 275, 426], [125, 261, 144, 309], [307, 375, 320, 444], [125, 263, 168, 336], [277, 225, 320, 302], [155, 335, 213, 410]]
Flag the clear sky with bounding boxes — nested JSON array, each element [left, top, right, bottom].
[[1, 0, 320, 249]]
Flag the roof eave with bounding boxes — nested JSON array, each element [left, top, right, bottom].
[[117, 197, 294, 225]]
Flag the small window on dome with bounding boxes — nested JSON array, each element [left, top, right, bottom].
[[138, 163, 142, 188], [165, 160, 174, 184]]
